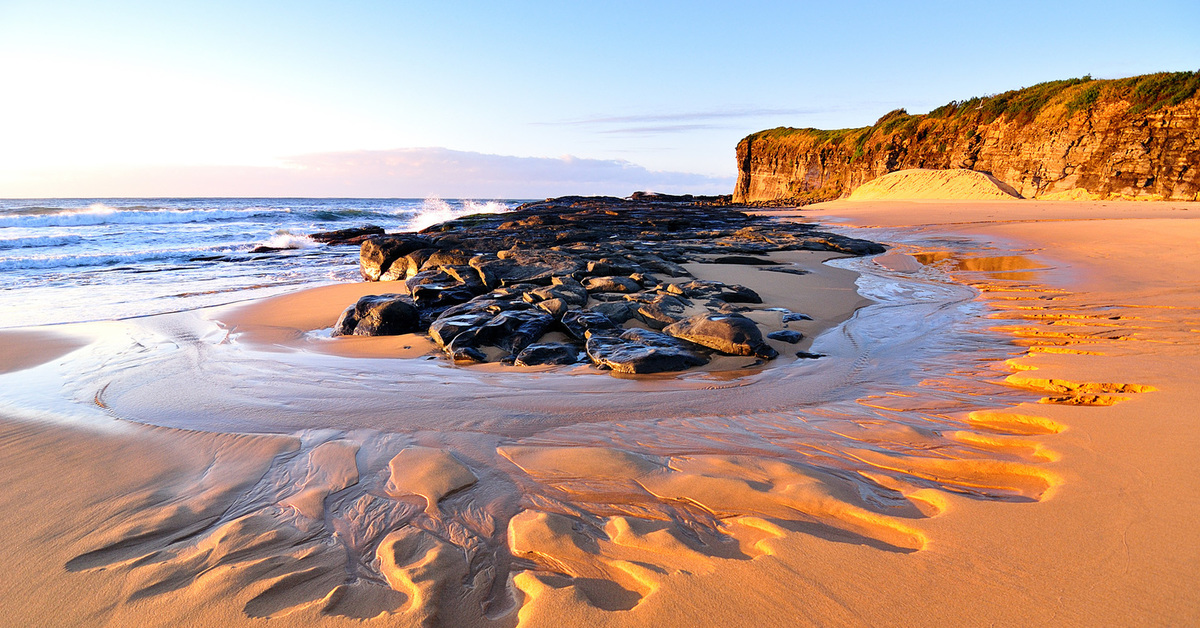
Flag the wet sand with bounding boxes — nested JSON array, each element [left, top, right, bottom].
[[1, 200, 1197, 626]]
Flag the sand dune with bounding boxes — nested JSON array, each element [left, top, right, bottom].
[[848, 168, 1023, 201]]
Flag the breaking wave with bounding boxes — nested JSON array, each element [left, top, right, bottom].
[[405, 198, 512, 232]]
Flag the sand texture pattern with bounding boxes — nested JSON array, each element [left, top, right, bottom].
[[1, 200, 1198, 626]]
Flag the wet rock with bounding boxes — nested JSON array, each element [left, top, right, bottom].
[[795, 351, 825, 359], [445, 310, 555, 362], [583, 276, 641, 293], [524, 278, 587, 307], [424, 250, 475, 269], [585, 329, 709, 374], [663, 313, 778, 358], [404, 269, 478, 309], [310, 225, 385, 245], [709, 255, 779, 265], [586, 258, 638, 276], [429, 312, 494, 347], [626, 292, 692, 329], [535, 298, 569, 319], [667, 280, 762, 304], [332, 294, 421, 337], [761, 267, 809, 276], [767, 330, 803, 343], [782, 311, 813, 323], [360, 235, 435, 282], [469, 252, 579, 288], [514, 343, 581, 366], [589, 301, 638, 324], [560, 310, 621, 341]]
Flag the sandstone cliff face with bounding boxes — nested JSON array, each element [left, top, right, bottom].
[[734, 73, 1200, 203]]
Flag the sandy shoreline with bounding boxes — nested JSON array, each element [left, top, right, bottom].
[[1, 200, 1197, 626]]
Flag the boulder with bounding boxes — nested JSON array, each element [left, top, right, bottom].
[[582, 276, 641, 293], [663, 313, 778, 358], [332, 294, 421, 337], [515, 343, 581, 366], [588, 301, 638, 324], [360, 235, 434, 282], [585, 328, 709, 374], [767, 329, 803, 344], [560, 310, 621, 341], [626, 292, 692, 329]]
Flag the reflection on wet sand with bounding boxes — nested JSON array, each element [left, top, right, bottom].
[[1, 226, 1159, 624]]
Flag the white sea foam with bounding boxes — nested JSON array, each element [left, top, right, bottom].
[[0, 206, 270, 228], [255, 230, 319, 250], [406, 198, 511, 232], [0, 234, 83, 249], [0, 247, 232, 271]]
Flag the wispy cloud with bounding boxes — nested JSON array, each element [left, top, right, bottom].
[[2, 148, 735, 198], [598, 123, 728, 135], [544, 107, 830, 126], [535, 106, 841, 138]]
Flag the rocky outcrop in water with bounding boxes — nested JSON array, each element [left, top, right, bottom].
[[340, 195, 884, 374], [735, 72, 1200, 203]]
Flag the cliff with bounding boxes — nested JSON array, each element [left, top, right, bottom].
[[734, 72, 1200, 203]]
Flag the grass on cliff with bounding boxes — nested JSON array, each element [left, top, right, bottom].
[[742, 70, 1200, 155]]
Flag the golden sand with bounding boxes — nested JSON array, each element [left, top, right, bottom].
[[1, 199, 1197, 626]]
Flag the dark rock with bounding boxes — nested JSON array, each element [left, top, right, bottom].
[[589, 301, 638, 324], [782, 311, 813, 323], [709, 255, 779, 265], [446, 310, 555, 362], [424, 250, 476, 269], [535, 298, 569, 319], [586, 258, 638, 276], [332, 294, 421, 337], [795, 351, 825, 359], [663, 313, 778, 359], [429, 312, 494, 347], [310, 225, 385, 244], [627, 292, 692, 329], [585, 329, 709, 374], [668, 280, 762, 304], [381, 248, 438, 281], [582, 276, 641, 293], [560, 310, 621, 341], [767, 330, 803, 343], [360, 235, 434, 282], [515, 343, 581, 366], [761, 267, 809, 276]]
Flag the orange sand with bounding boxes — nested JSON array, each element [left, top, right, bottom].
[[1, 199, 1197, 626]]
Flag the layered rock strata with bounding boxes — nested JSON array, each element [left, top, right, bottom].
[[336, 196, 884, 374], [735, 72, 1200, 203]]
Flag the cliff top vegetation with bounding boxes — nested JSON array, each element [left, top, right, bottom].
[[742, 71, 1200, 153]]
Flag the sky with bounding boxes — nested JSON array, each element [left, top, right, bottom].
[[0, 0, 1197, 198]]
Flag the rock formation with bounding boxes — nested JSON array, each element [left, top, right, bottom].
[[336, 195, 884, 374], [734, 72, 1200, 203]]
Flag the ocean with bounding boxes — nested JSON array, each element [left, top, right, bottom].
[[0, 197, 522, 328]]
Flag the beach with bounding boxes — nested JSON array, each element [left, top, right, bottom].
[[1, 198, 1197, 626]]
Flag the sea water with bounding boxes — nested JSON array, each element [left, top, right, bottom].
[[0, 197, 521, 328]]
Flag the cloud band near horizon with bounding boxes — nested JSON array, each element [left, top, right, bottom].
[[1, 148, 735, 199]]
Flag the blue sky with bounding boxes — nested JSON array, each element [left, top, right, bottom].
[[1, 0, 1197, 197]]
